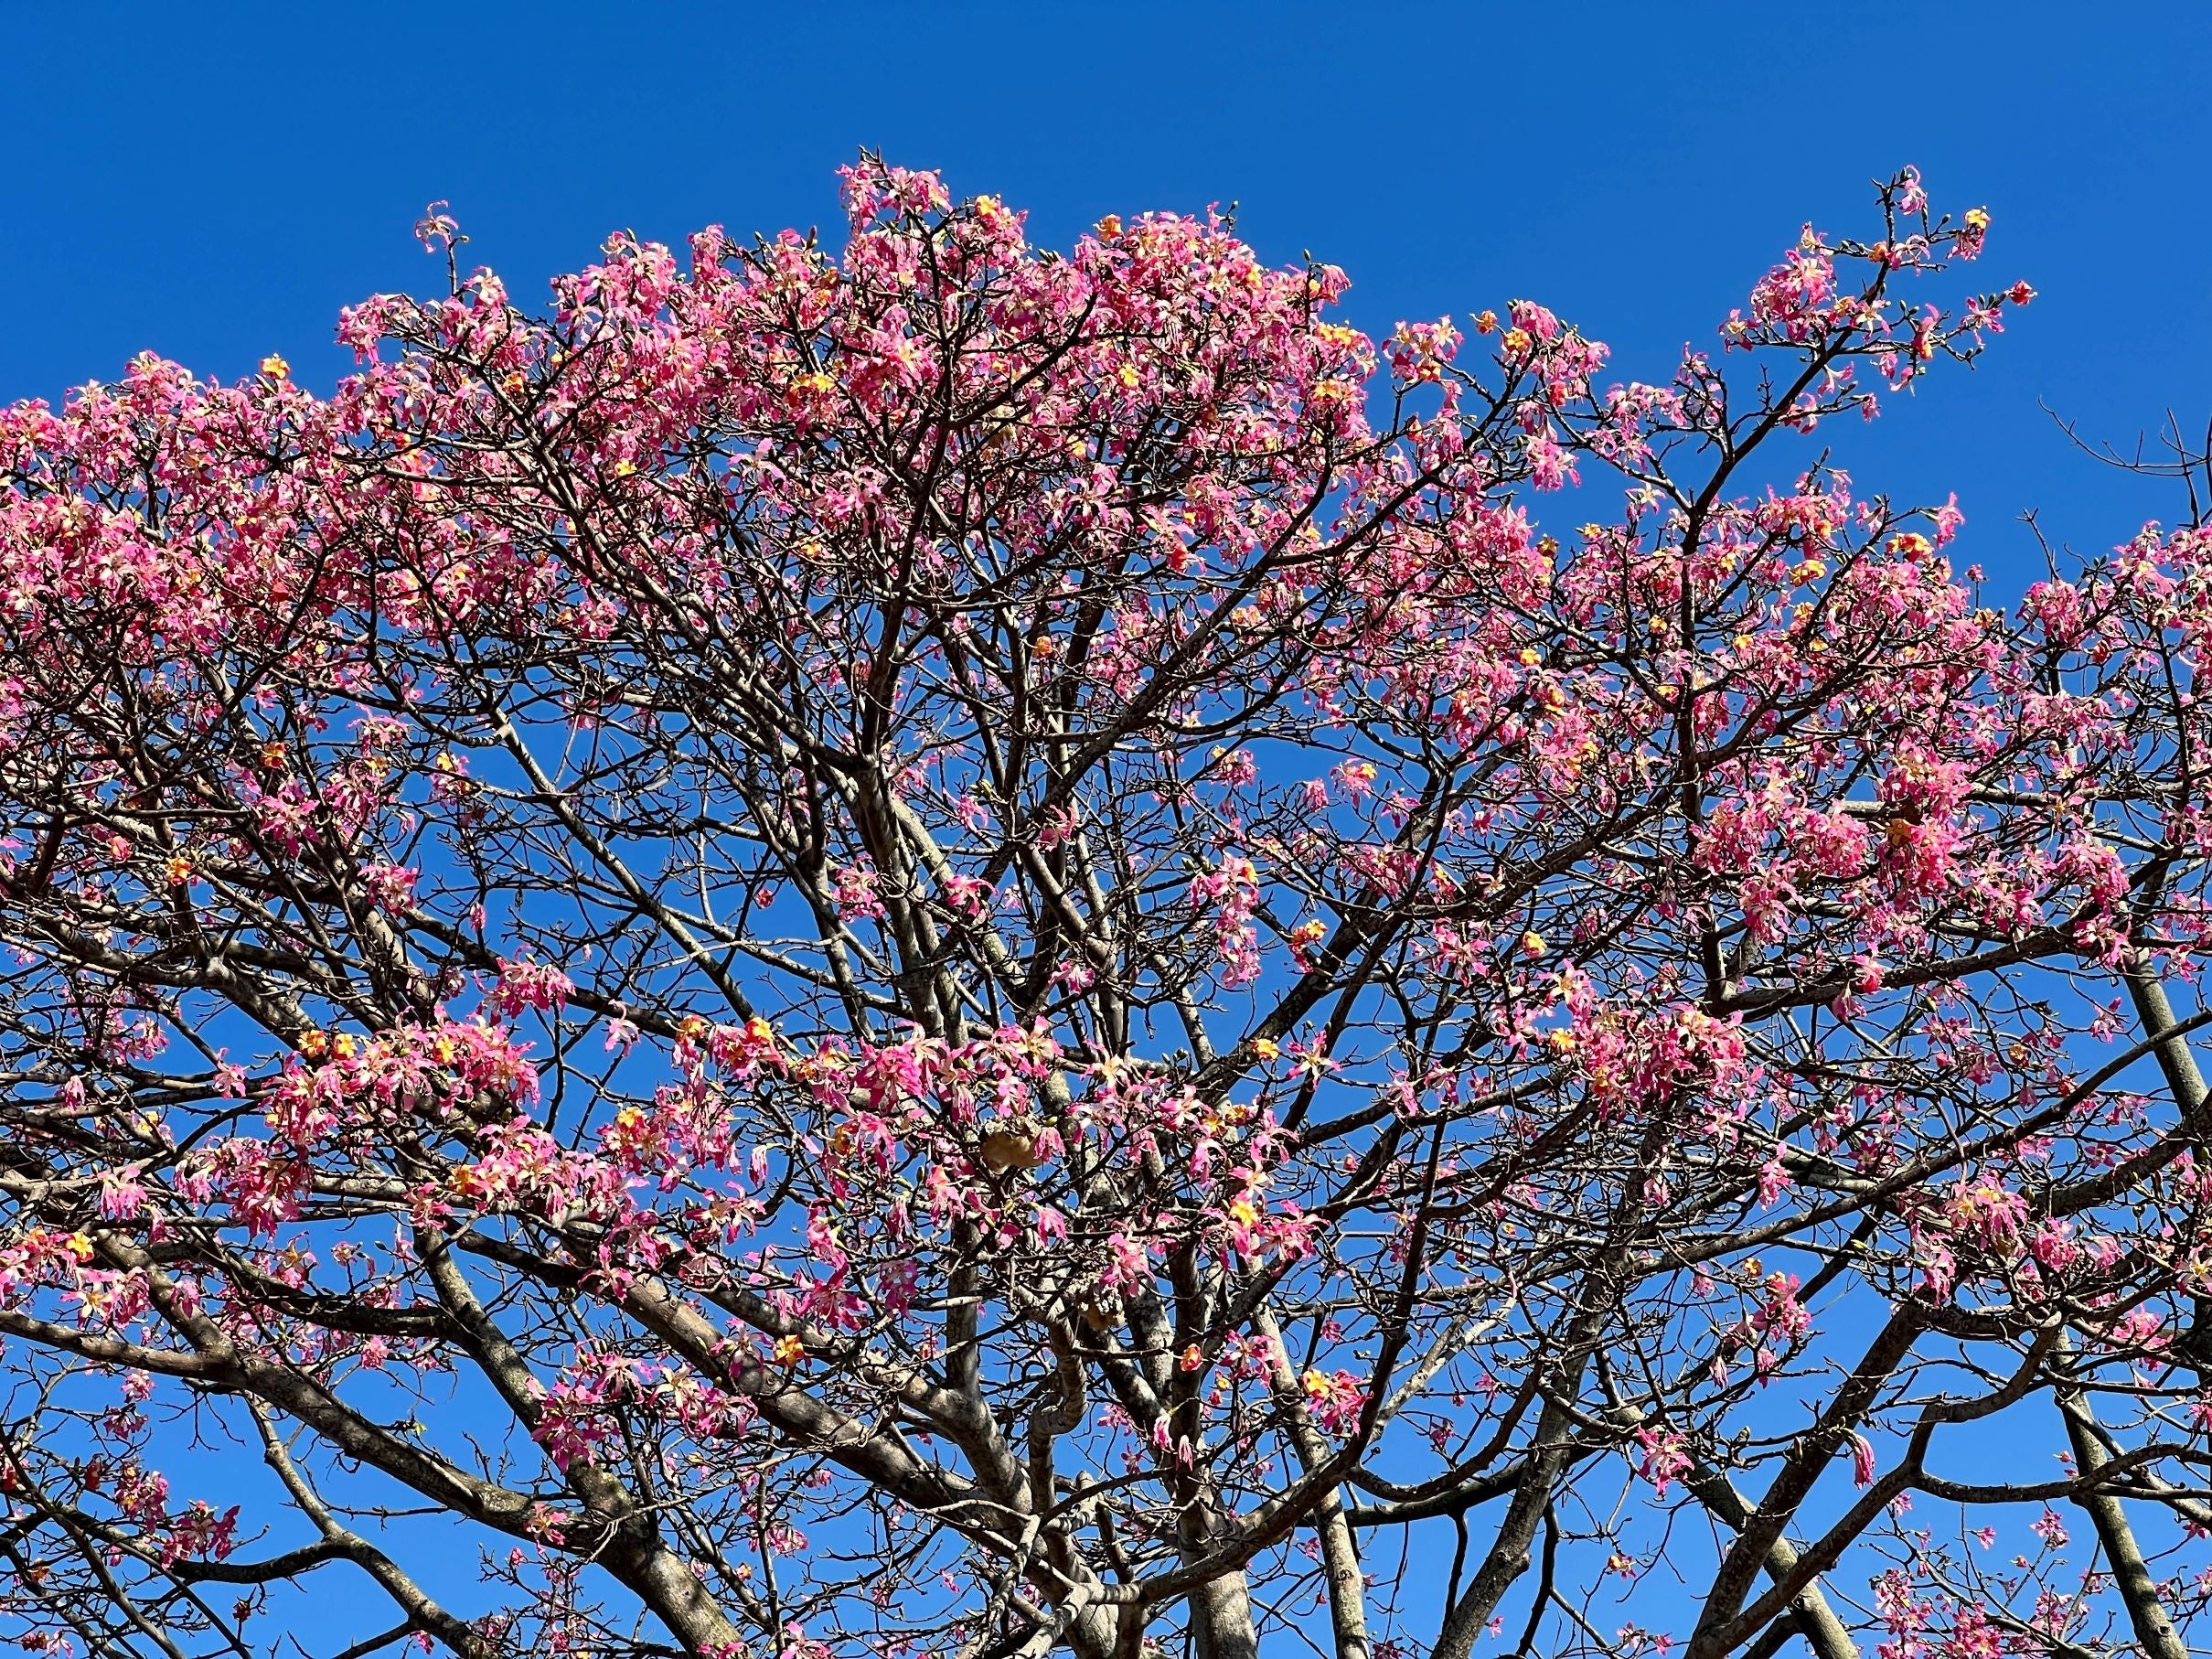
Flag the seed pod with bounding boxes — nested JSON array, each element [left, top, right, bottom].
[[979, 1125, 1042, 1174]]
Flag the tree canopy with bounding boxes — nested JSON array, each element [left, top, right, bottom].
[[4, 157, 2211, 1659]]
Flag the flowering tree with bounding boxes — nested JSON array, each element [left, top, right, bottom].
[[4, 155, 2212, 1659]]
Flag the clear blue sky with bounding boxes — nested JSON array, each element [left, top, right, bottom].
[[5, 2, 2210, 594], [4, 1, 2209, 1643]]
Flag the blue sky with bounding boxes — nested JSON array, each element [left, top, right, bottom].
[[5, 2, 2211, 1647], [5, 2, 2210, 596]]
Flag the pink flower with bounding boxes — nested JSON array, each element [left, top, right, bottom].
[[359, 861, 419, 915], [1635, 1427, 1693, 1497], [831, 862, 887, 922], [1850, 1432, 1877, 1487]]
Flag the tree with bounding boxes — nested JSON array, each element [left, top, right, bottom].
[[1, 153, 2208, 1659]]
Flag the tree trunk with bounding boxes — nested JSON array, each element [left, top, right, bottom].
[[1189, 1571, 1261, 1659]]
